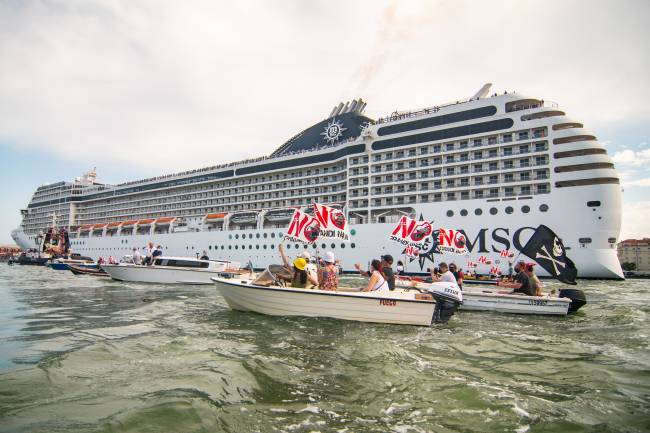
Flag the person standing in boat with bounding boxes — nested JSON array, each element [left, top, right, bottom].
[[361, 259, 390, 292], [396, 260, 405, 275], [132, 247, 143, 265], [318, 251, 339, 291], [449, 263, 464, 290], [144, 242, 154, 265], [151, 245, 163, 262], [200, 250, 209, 260]]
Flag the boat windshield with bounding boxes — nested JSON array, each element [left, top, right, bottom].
[[253, 265, 292, 286], [154, 258, 210, 268]]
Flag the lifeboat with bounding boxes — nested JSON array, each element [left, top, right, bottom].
[[265, 209, 294, 222], [229, 212, 259, 225]]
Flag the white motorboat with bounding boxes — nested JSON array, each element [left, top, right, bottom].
[[396, 279, 585, 316], [211, 266, 463, 326], [102, 256, 247, 284]]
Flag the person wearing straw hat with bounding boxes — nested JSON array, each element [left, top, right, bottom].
[[318, 251, 339, 291]]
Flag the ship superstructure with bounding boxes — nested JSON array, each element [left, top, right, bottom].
[[12, 85, 624, 278]]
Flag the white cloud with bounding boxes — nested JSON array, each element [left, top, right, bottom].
[[624, 178, 650, 188], [621, 201, 650, 239], [612, 148, 650, 166], [0, 0, 649, 176]]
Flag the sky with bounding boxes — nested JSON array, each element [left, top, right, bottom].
[[1, 0, 649, 244]]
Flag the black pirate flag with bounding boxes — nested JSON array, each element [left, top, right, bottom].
[[521, 225, 577, 285]]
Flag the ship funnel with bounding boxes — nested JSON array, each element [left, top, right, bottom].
[[471, 83, 492, 100]]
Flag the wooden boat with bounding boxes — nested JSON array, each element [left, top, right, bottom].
[[68, 264, 109, 277], [211, 266, 462, 326], [102, 256, 247, 284]]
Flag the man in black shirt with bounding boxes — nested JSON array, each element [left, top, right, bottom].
[[499, 261, 533, 296]]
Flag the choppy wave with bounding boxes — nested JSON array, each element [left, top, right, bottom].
[[0, 266, 648, 432]]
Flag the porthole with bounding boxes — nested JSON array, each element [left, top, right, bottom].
[[322, 243, 327, 249], [340, 243, 346, 249], [209, 245, 212, 250], [263, 245, 267, 249], [235, 234, 239, 239], [263, 233, 268, 238], [248, 234, 252, 239], [521, 205, 530, 213], [255, 245, 259, 250], [271, 233, 276, 238], [295, 244, 300, 249], [331, 243, 336, 249], [186, 246, 189, 250], [505, 206, 514, 214], [475, 208, 483, 216], [351, 243, 356, 248], [221, 246, 225, 250], [539, 204, 549, 212], [490, 207, 498, 215], [460, 209, 468, 216], [229, 234, 232, 239], [228, 245, 232, 250], [256, 233, 260, 238], [249, 245, 253, 249], [579, 237, 592, 244], [271, 245, 275, 249], [287, 244, 291, 249], [446, 210, 454, 217], [235, 245, 238, 250], [312, 244, 317, 249]]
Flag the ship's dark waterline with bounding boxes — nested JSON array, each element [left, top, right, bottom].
[[0, 266, 648, 432]]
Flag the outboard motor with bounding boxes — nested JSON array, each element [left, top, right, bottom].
[[559, 288, 587, 313], [428, 282, 463, 324]]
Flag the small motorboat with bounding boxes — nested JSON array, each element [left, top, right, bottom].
[[211, 266, 463, 326], [49, 255, 97, 271], [396, 279, 585, 316], [102, 256, 247, 284], [68, 264, 109, 277]]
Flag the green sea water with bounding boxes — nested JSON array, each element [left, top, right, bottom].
[[0, 265, 648, 432]]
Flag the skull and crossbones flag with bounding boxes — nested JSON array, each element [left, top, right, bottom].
[[521, 225, 578, 285]]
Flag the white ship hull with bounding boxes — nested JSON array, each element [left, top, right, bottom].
[[212, 277, 438, 326], [12, 185, 623, 279], [101, 264, 231, 284]]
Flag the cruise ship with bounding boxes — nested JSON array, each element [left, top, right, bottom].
[[11, 84, 624, 279]]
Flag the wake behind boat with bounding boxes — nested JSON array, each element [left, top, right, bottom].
[[102, 256, 246, 284], [211, 266, 463, 326]]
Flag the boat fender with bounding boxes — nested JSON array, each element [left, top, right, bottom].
[[559, 288, 587, 314], [428, 282, 463, 323]]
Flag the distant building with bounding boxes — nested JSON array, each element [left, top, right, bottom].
[[0, 244, 21, 260], [618, 238, 650, 272]]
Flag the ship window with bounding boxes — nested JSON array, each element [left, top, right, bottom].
[[341, 243, 346, 249], [249, 234, 253, 239], [446, 210, 454, 217], [505, 206, 514, 214], [263, 245, 267, 249], [271, 233, 276, 238], [209, 246, 212, 250], [295, 244, 300, 249], [490, 207, 498, 215], [271, 245, 275, 249], [579, 237, 592, 244], [540, 204, 549, 212], [521, 205, 530, 213], [286, 244, 291, 249], [587, 201, 601, 207], [555, 178, 619, 188], [608, 237, 616, 243], [321, 243, 327, 249], [474, 208, 483, 216], [221, 246, 225, 249], [553, 148, 607, 159], [256, 233, 260, 238], [263, 233, 268, 238], [235, 245, 238, 249], [460, 209, 468, 216], [235, 234, 239, 239], [553, 135, 597, 145], [351, 243, 356, 248], [555, 163, 614, 173], [330, 243, 336, 249]]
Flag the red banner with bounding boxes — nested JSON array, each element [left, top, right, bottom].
[[284, 209, 321, 244], [437, 228, 468, 255], [313, 203, 350, 241], [389, 216, 433, 248]]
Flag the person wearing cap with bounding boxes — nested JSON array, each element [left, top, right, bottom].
[[354, 254, 396, 290], [430, 262, 457, 284], [526, 263, 542, 296], [498, 260, 533, 296], [318, 251, 339, 291]]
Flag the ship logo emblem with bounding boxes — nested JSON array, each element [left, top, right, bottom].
[[321, 118, 346, 144]]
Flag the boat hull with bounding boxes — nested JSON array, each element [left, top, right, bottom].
[[212, 278, 437, 326], [460, 289, 571, 315], [102, 264, 247, 284]]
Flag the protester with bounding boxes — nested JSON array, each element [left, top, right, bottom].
[[144, 242, 154, 265], [431, 262, 457, 285], [498, 260, 533, 295], [361, 259, 390, 292], [396, 260, 405, 275], [200, 250, 209, 260], [354, 254, 395, 290], [318, 251, 339, 291], [526, 263, 543, 296], [449, 263, 464, 290], [151, 245, 163, 262], [132, 247, 142, 265]]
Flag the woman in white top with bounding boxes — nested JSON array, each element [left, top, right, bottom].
[[362, 259, 390, 292]]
